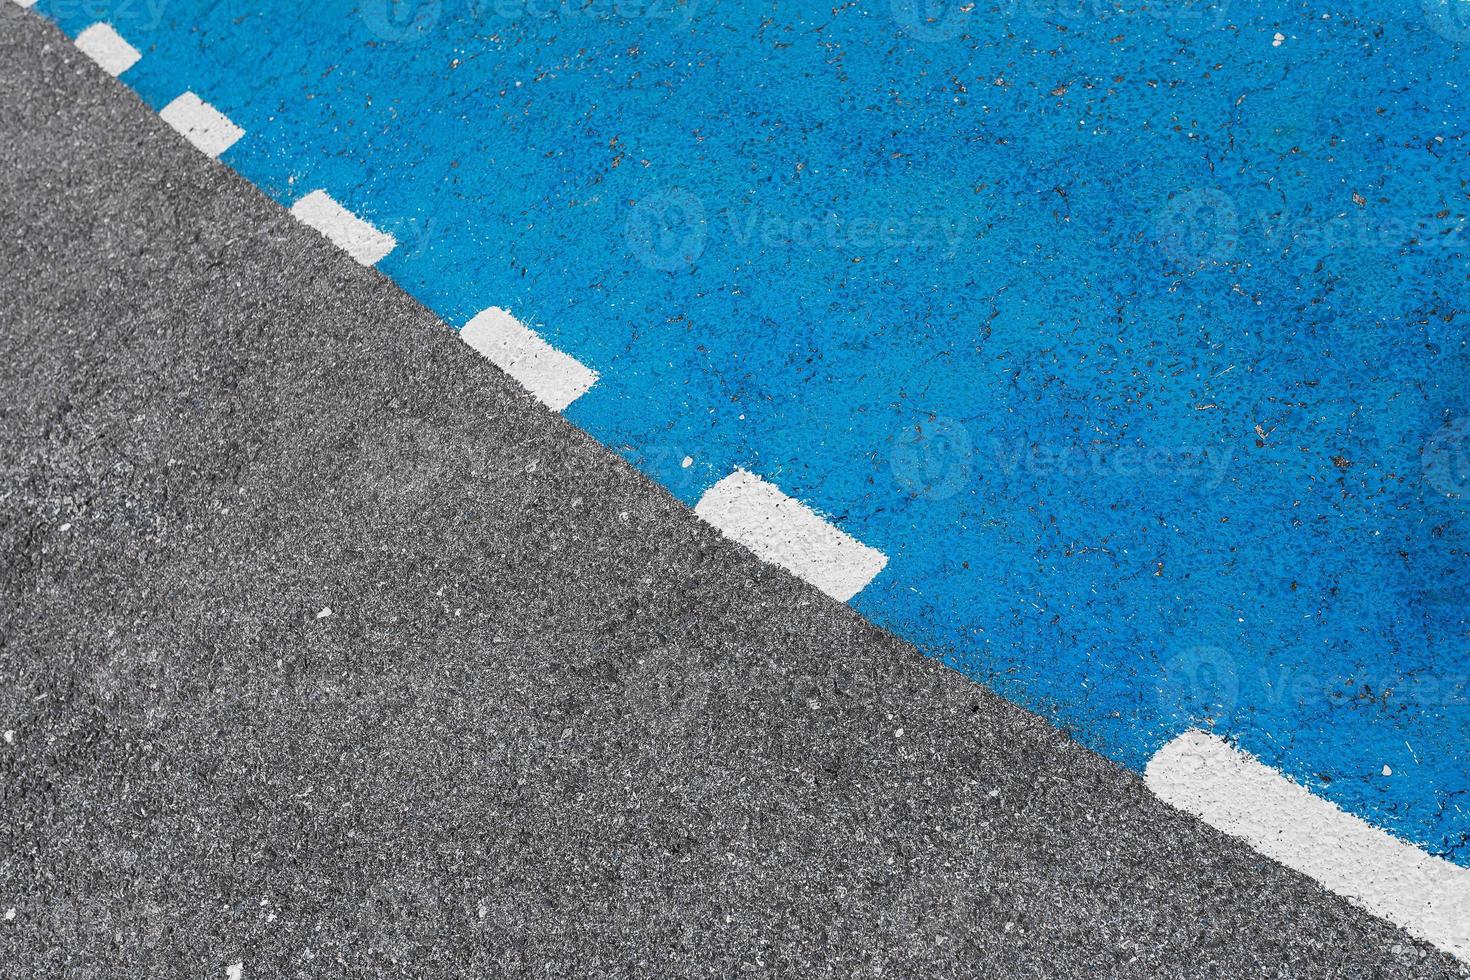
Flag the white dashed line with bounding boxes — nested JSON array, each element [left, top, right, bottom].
[[695, 469, 887, 603], [158, 92, 244, 158], [460, 307, 598, 412], [11, 0, 39, 9], [225, 963, 243, 980], [290, 190, 396, 266], [75, 23, 140, 77], [1146, 730, 1470, 963]]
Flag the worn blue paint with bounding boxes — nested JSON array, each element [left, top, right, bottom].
[[35, 0, 1470, 861]]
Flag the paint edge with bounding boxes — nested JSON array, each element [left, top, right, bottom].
[[1146, 729, 1470, 963]]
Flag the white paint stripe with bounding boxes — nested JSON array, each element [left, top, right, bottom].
[[459, 307, 598, 412], [74, 23, 141, 76], [158, 92, 244, 159], [12, 0, 40, 8], [289, 190, 396, 267], [695, 469, 887, 602], [1146, 730, 1470, 962]]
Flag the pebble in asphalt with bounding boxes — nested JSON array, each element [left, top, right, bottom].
[[0, 8, 1464, 978]]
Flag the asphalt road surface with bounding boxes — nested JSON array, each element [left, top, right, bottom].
[[0, 8, 1463, 978]]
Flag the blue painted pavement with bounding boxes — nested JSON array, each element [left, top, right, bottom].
[[30, 0, 1470, 861]]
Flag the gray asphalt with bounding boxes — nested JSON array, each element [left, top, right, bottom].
[[0, 8, 1463, 978]]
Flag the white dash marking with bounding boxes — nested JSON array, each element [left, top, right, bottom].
[[2, 730, 12, 745], [694, 469, 887, 603], [75, 23, 141, 76], [158, 92, 244, 158], [1146, 730, 1470, 963], [460, 307, 598, 412], [2, 908, 13, 921], [225, 963, 243, 980], [290, 190, 396, 266], [12, 0, 41, 8], [316, 607, 332, 620]]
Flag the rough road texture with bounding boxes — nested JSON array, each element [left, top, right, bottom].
[[0, 9, 1463, 978]]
